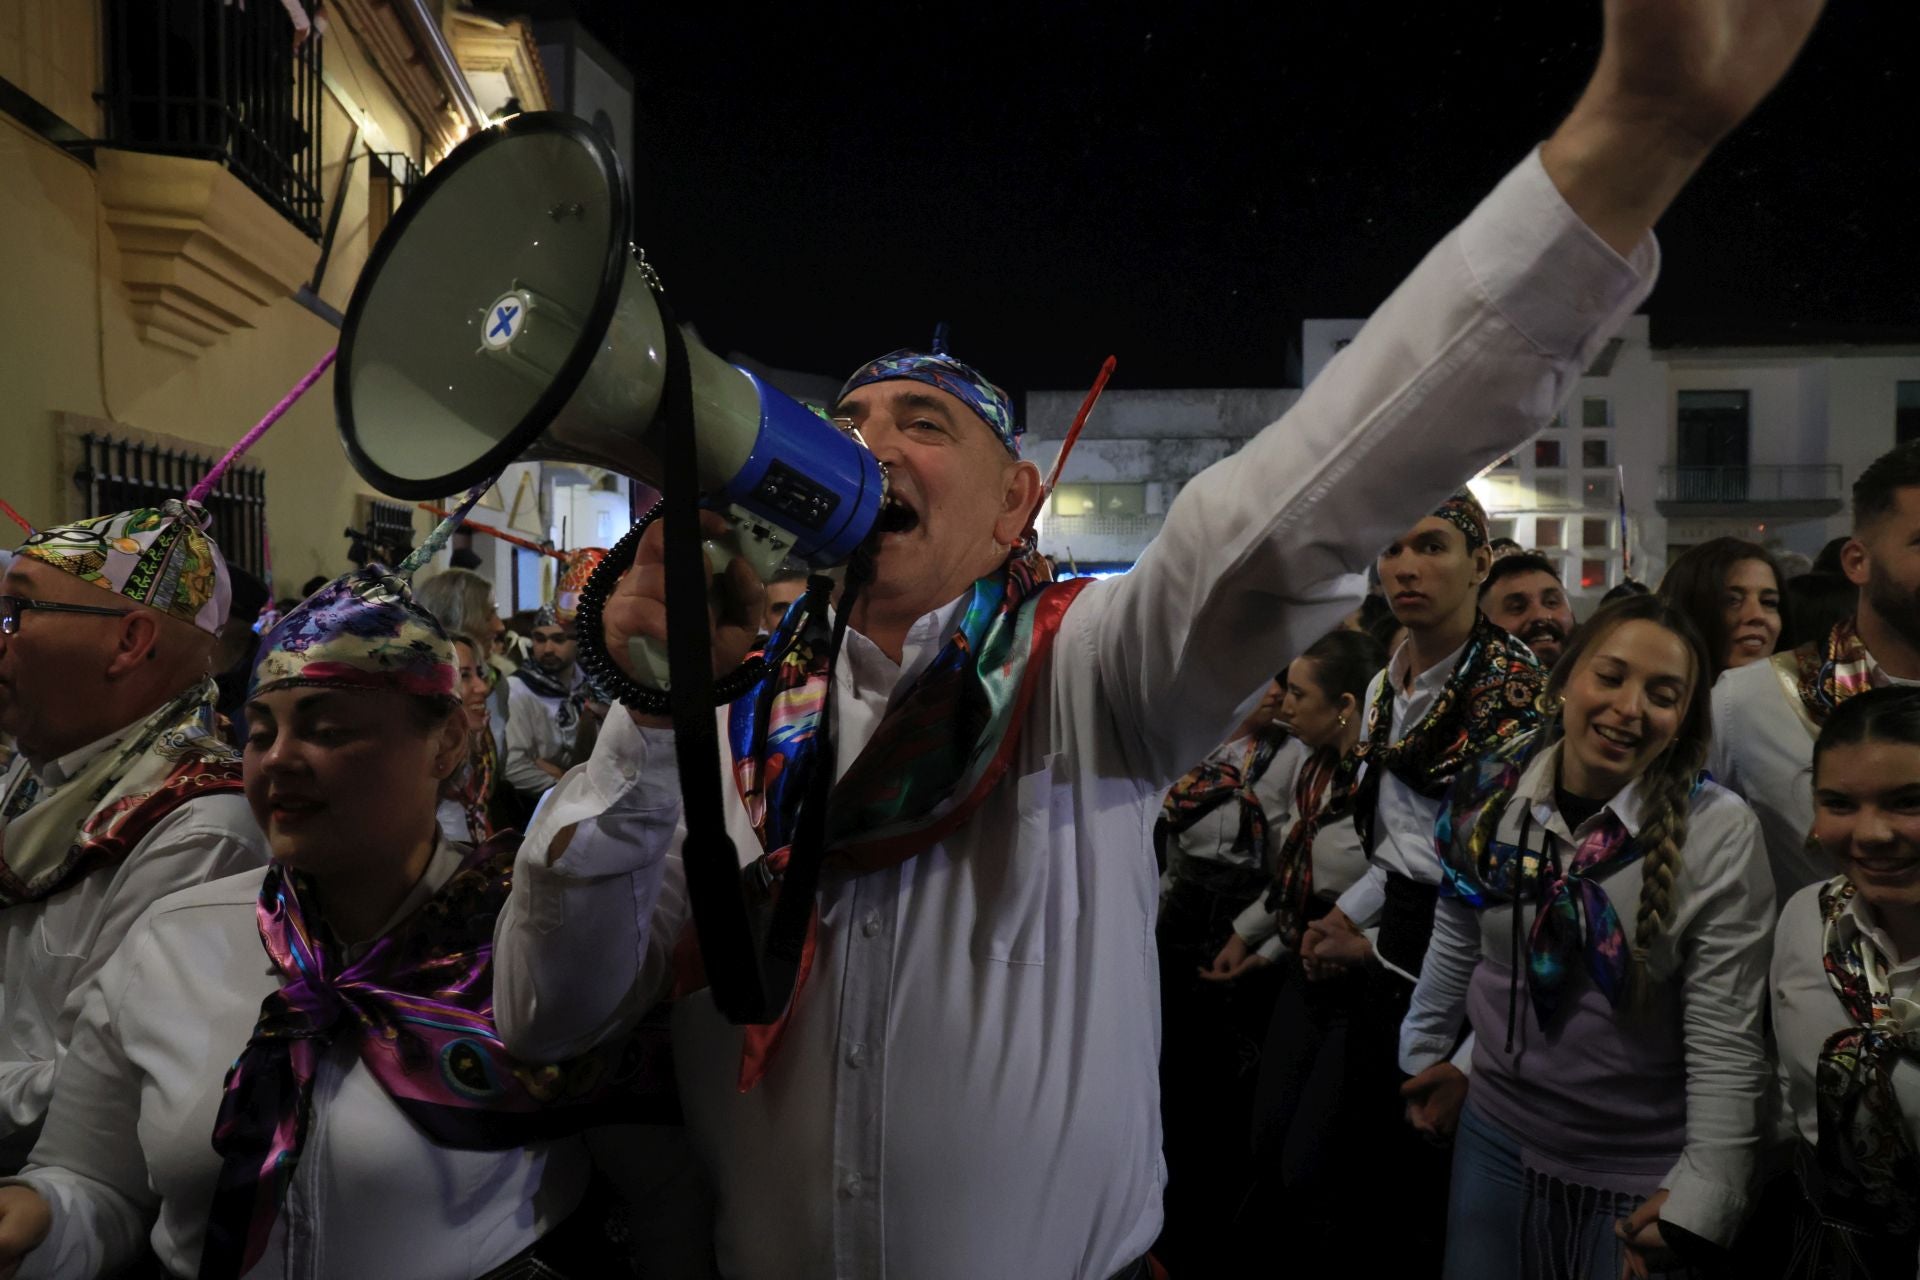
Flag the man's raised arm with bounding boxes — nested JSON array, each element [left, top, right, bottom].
[[1076, 0, 1824, 785]]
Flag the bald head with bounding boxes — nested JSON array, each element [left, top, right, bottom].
[[0, 557, 215, 762]]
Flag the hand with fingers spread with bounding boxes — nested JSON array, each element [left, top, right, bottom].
[[0, 1186, 51, 1279], [603, 511, 767, 728], [1198, 932, 1270, 983], [1615, 1189, 1676, 1279], [1400, 1062, 1469, 1143]]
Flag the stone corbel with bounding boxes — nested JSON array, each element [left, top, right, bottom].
[[94, 150, 315, 357]]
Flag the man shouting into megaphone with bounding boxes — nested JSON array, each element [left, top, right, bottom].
[[495, 3, 1823, 1275]]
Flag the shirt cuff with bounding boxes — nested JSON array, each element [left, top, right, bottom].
[[522, 711, 683, 879], [1335, 869, 1387, 930], [1255, 935, 1287, 964], [1458, 146, 1660, 363], [1233, 898, 1279, 947], [1659, 1155, 1752, 1249]]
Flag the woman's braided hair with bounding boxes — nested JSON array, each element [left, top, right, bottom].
[[1539, 595, 1715, 988]]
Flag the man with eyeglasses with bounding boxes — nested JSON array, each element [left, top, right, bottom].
[[0, 503, 266, 1171]]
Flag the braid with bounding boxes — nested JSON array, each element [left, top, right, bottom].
[[1630, 737, 1704, 990]]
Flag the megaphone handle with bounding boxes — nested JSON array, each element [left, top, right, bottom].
[[623, 519, 787, 690], [622, 531, 737, 691]]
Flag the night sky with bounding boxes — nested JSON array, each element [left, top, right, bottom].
[[567, 3, 1918, 398]]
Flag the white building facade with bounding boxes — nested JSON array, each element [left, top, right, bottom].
[[1031, 316, 1920, 600]]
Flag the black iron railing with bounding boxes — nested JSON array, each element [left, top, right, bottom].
[[1658, 464, 1842, 504], [74, 434, 269, 582], [99, 0, 324, 237]]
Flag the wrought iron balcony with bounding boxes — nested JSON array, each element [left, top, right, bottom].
[[1655, 464, 1843, 518], [99, 0, 324, 237]]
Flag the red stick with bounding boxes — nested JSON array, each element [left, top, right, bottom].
[[1026, 355, 1117, 535], [416, 506, 567, 559], [0, 498, 32, 536]]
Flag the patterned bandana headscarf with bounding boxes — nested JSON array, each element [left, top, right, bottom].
[[1433, 488, 1490, 551], [199, 837, 674, 1278], [16, 500, 231, 634], [1793, 619, 1885, 727], [1164, 731, 1288, 866], [1813, 874, 1920, 1234], [548, 547, 607, 629], [839, 349, 1022, 456], [1347, 613, 1544, 846], [1437, 729, 1683, 1028], [715, 553, 1092, 1089], [250, 567, 458, 702]]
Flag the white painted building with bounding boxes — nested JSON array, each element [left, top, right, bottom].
[[1030, 316, 1920, 599]]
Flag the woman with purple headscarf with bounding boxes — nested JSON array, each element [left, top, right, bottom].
[[0, 560, 665, 1278]]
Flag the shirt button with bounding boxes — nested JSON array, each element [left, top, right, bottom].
[[840, 1172, 863, 1199], [861, 911, 882, 938], [846, 1042, 867, 1068]]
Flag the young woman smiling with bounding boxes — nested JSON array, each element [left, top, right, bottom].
[[1770, 685, 1920, 1277], [0, 567, 633, 1278], [1657, 537, 1791, 682], [1397, 595, 1773, 1279]]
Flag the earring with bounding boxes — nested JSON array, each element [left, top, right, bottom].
[[1336, 712, 1350, 729]]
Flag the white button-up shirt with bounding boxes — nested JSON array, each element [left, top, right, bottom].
[[493, 147, 1657, 1280], [1711, 655, 1920, 907], [0, 733, 266, 1169], [1332, 640, 1469, 933], [8, 839, 590, 1279], [1166, 734, 1306, 871], [1397, 744, 1774, 1246], [504, 668, 587, 798], [1227, 744, 1371, 962]]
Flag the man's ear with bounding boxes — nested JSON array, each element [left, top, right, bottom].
[[433, 710, 470, 779], [1470, 544, 1494, 587], [995, 460, 1044, 548], [103, 612, 162, 679], [1841, 536, 1869, 588]]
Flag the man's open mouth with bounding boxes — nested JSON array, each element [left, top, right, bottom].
[[878, 497, 920, 534]]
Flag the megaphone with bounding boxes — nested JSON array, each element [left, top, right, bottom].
[[334, 112, 886, 686]]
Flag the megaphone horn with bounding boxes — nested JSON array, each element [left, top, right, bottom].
[[334, 111, 887, 649]]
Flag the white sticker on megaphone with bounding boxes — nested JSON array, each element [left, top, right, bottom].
[[482, 292, 529, 349]]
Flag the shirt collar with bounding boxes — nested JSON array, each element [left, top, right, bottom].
[[1512, 740, 1651, 840], [343, 833, 466, 963], [1835, 885, 1920, 980], [1387, 635, 1471, 701], [841, 593, 970, 706], [32, 724, 137, 789]]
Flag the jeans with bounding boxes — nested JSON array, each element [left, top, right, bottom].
[[1447, 1102, 1647, 1280]]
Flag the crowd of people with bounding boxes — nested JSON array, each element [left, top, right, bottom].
[[0, 3, 1905, 1277]]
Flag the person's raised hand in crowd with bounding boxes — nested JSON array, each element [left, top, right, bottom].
[[602, 510, 765, 729]]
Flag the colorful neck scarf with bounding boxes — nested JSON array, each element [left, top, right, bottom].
[[200, 837, 670, 1279], [1349, 613, 1544, 844], [1262, 746, 1348, 951], [512, 662, 586, 734], [1163, 731, 1288, 856], [1794, 619, 1884, 727], [0, 678, 240, 907], [1813, 874, 1920, 1235], [1438, 730, 1659, 1027], [719, 554, 1092, 1089]]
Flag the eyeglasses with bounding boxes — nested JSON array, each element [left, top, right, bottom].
[[0, 594, 134, 636]]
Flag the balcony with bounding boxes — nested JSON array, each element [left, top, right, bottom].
[[1655, 465, 1844, 519]]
